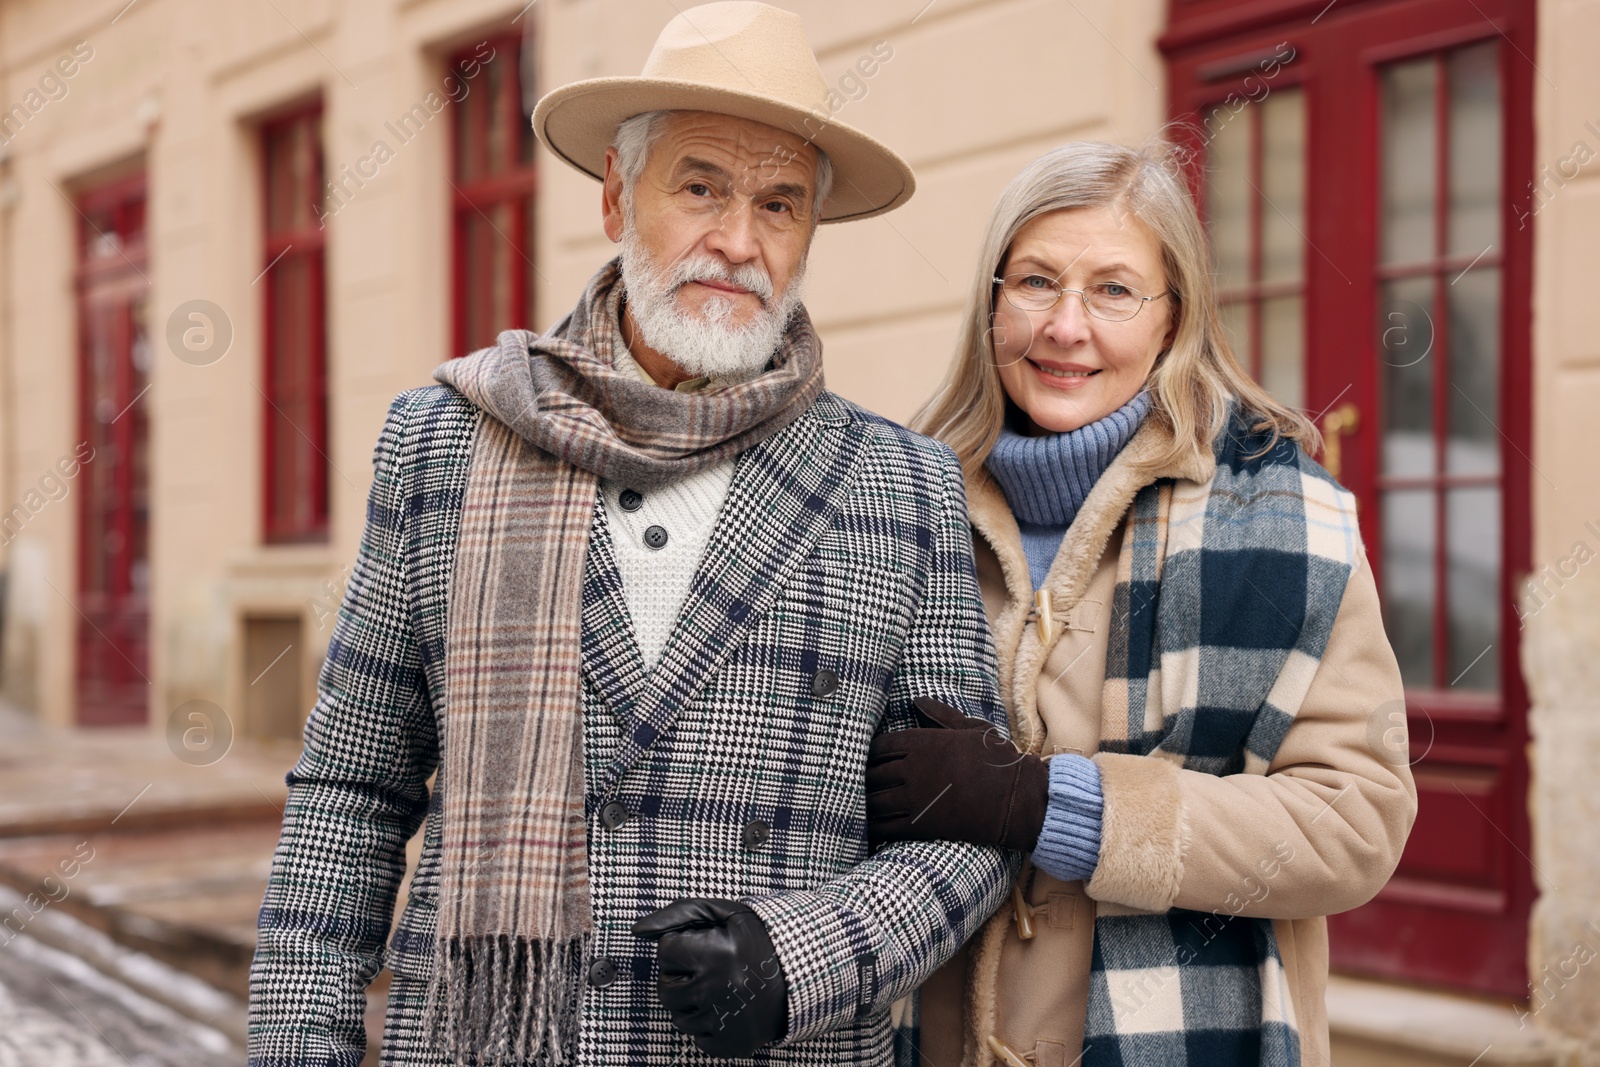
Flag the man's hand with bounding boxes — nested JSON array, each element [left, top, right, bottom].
[[632, 898, 788, 1058], [866, 696, 1048, 851]]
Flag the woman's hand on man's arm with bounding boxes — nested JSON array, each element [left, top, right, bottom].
[[865, 696, 1051, 852]]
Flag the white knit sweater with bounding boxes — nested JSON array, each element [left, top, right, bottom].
[[599, 349, 737, 669]]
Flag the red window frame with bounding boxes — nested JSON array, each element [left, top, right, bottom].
[[1163, 0, 1536, 997], [449, 32, 538, 356], [260, 101, 329, 544]]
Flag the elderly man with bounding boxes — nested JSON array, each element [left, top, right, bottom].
[[247, 4, 1015, 1065]]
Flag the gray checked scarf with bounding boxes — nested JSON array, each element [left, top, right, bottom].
[[424, 258, 824, 1064]]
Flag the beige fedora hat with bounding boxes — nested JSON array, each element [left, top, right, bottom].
[[532, 1, 915, 223]]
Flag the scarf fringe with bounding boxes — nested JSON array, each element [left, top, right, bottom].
[[423, 934, 589, 1066]]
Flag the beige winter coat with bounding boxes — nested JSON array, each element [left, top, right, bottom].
[[917, 416, 1418, 1067]]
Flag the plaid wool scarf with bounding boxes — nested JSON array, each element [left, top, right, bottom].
[[1083, 412, 1360, 1066], [423, 259, 824, 1064]]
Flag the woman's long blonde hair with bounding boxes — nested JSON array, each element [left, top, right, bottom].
[[910, 137, 1318, 481]]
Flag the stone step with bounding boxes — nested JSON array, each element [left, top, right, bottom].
[[0, 725, 295, 839], [1327, 974, 1578, 1067], [0, 821, 283, 997]]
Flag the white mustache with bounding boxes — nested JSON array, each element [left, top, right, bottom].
[[664, 253, 775, 305]]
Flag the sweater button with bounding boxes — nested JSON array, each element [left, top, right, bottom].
[[587, 956, 618, 988], [810, 669, 839, 697], [619, 489, 643, 512], [643, 525, 669, 550]]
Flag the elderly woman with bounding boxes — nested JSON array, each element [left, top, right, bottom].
[[868, 140, 1418, 1067]]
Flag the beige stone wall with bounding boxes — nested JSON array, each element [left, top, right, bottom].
[[0, 0, 1164, 731], [1528, 0, 1600, 1056]]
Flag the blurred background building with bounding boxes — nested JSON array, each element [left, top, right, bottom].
[[0, 0, 1595, 1063]]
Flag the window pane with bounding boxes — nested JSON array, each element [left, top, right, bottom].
[[463, 213, 493, 349], [1381, 58, 1437, 265], [463, 204, 517, 350], [265, 114, 321, 235], [82, 304, 118, 596], [1447, 487, 1500, 690], [1447, 267, 1501, 475], [129, 295, 150, 597], [491, 202, 515, 332], [266, 250, 326, 540], [519, 38, 536, 167], [485, 53, 511, 176], [303, 113, 324, 230], [82, 205, 115, 257], [1448, 42, 1501, 258], [1260, 295, 1304, 408], [1206, 104, 1251, 287], [456, 73, 486, 182], [1383, 488, 1437, 687], [1260, 87, 1306, 285], [1219, 300, 1250, 372], [1379, 276, 1436, 477], [525, 193, 538, 330]]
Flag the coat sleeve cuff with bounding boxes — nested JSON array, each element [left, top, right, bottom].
[[744, 889, 870, 1045], [1030, 755, 1104, 882], [742, 840, 1017, 1047], [1084, 752, 1187, 911]]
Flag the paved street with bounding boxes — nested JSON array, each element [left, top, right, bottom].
[[0, 927, 237, 1067], [0, 700, 407, 1065]]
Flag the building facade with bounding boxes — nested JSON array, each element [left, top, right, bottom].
[[0, 0, 1595, 1059]]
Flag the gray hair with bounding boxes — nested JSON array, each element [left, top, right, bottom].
[[612, 109, 834, 224]]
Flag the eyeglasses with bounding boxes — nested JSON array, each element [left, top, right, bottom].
[[993, 273, 1171, 322]]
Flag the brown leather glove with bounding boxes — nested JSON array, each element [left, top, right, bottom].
[[865, 696, 1048, 851]]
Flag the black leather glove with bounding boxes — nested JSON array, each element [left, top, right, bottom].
[[866, 696, 1049, 851], [632, 898, 788, 1058]]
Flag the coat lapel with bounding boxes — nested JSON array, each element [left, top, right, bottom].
[[580, 498, 649, 717], [590, 393, 866, 796]]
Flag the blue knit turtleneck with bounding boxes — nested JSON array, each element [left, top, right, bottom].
[[984, 390, 1151, 589], [983, 390, 1150, 885]]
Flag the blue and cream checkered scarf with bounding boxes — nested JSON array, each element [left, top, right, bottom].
[[1079, 412, 1360, 1067]]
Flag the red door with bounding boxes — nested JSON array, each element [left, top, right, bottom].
[[1164, 0, 1536, 996], [75, 174, 151, 726]]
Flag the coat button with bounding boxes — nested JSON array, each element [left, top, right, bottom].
[[644, 525, 669, 550], [741, 820, 771, 850], [619, 489, 643, 512], [587, 956, 617, 988], [600, 800, 630, 830], [810, 669, 839, 697]]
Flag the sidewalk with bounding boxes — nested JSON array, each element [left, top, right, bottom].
[[0, 697, 297, 998], [0, 699, 408, 1063], [0, 698, 293, 838], [0, 884, 240, 1065]]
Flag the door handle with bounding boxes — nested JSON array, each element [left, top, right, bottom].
[[1321, 403, 1359, 481]]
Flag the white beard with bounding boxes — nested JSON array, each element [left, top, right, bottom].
[[618, 207, 806, 381]]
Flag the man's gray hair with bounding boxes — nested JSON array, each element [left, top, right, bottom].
[[612, 109, 834, 224]]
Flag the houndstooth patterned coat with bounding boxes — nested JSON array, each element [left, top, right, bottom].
[[246, 382, 1019, 1066]]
